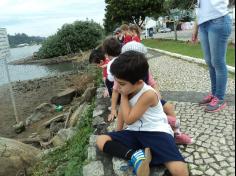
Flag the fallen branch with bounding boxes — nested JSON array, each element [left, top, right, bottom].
[[42, 114, 65, 128], [64, 108, 73, 128], [18, 137, 43, 144]]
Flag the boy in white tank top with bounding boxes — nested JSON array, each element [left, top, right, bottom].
[[96, 51, 189, 176]]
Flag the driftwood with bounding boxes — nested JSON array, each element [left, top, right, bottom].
[[42, 114, 65, 128], [64, 108, 73, 128], [18, 137, 43, 144], [19, 136, 54, 149]]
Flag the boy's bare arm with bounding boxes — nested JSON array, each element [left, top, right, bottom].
[[120, 90, 158, 125], [152, 82, 161, 99], [116, 107, 124, 131], [108, 89, 119, 121]]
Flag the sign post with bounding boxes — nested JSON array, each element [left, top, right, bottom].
[[0, 28, 20, 124]]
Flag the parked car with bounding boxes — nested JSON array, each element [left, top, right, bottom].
[[158, 27, 171, 33]]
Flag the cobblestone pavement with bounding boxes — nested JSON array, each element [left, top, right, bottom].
[[149, 51, 235, 176], [83, 50, 235, 176]]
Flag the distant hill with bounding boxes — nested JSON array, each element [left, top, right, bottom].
[[8, 33, 45, 48]]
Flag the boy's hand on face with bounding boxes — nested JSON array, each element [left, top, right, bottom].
[[118, 88, 129, 96]]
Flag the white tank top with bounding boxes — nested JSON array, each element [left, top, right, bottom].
[[107, 57, 117, 82], [196, 0, 229, 25], [126, 83, 173, 136]]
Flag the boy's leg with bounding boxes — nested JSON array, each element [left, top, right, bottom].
[[97, 134, 135, 160], [96, 135, 112, 151], [138, 132, 186, 167], [165, 161, 189, 176], [97, 131, 152, 176]]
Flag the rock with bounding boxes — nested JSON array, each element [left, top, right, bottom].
[[25, 103, 54, 126], [51, 88, 77, 106], [83, 161, 105, 176], [0, 137, 40, 176], [52, 128, 76, 147], [93, 109, 103, 118], [50, 122, 64, 136], [89, 135, 98, 147], [87, 146, 97, 161], [69, 103, 88, 127], [81, 86, 96, 102], [92, 116, 106, 127], [13, 121, 25, 134], [112, 157, 133, 176]]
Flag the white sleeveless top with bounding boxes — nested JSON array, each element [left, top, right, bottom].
[[106, 57, 117, 82], [126, 83, 173, 136], [196, 0, 229, 25]]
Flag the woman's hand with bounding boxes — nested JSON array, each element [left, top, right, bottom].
[[192, 21, 199, 44]]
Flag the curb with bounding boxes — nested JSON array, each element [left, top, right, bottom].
[[147, 47, 235, 74]]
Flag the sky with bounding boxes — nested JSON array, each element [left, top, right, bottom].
[[0, 0, 106, 37]]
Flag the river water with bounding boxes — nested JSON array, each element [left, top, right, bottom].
[[0, 45, 77, 85]]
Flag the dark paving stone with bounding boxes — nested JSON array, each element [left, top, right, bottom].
[[161, 91, 235, 106]]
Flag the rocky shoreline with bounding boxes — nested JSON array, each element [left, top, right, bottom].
[[8, 52, 87, 65], [0, 62, 92, 138], [0, 74, 97, 175]]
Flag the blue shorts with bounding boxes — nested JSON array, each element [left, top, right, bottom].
[[105, 79, 114, 97], [161, 99, 167, 106], [108, 130, 185, 166]]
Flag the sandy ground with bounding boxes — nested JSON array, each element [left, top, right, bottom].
[[0, 71, 93, 139]]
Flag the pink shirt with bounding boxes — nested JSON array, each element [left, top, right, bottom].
[[113, 71, 157, 90]]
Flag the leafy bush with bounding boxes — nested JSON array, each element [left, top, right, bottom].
[[37, 20, 104, 59]]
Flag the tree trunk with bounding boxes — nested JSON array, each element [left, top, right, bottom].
[[174, 21, 178, 41]]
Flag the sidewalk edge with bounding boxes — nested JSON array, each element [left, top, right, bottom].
[[147, 47, 235, 74]]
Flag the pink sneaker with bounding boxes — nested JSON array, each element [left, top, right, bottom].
[[175, 133, 193, 145], [199, 93, 214, 105], [205, 97, 227, 113]]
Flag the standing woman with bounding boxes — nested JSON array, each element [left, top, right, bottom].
[[192, 0, 232, 112]]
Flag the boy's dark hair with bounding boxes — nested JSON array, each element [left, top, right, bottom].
[[89, 46, 105, 64], [110, 51, 149, 84], [103, 37, 121, 57]]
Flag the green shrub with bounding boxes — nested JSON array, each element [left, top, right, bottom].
[[37, 20, 104, 59]]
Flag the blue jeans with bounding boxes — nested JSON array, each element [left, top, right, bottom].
[[199, 15, 232, 100]]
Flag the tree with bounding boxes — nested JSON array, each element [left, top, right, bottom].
[[164, 0, 196, 11], [7, 33, 45, 48], [163, 0, 196, 41], [229, 0, 235, 6], [37, 20, 104, 59], [104, 0, 165, 33]]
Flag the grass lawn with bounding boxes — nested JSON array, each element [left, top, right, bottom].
[[142, 39, 235, 67]]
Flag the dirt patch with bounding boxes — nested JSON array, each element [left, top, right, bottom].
[[0, 72, 95, 139]]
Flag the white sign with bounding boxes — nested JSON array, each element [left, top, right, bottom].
[[0, 28, 10, 60], [0, 28, 19, 124]]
